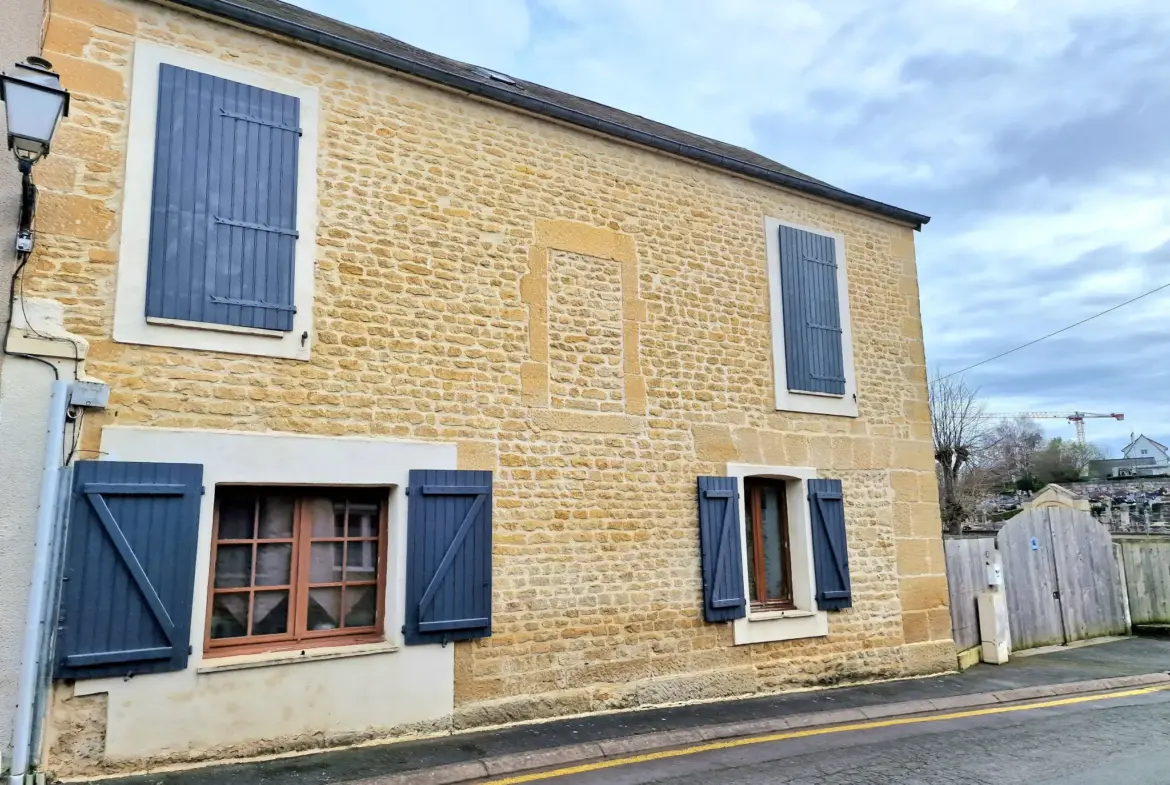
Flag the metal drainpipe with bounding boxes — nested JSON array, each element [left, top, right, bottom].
[[9, 379, 69, 785]]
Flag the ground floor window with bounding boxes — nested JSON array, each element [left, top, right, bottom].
[[206, 487, 388, 655], [744, 477, 793, 610]]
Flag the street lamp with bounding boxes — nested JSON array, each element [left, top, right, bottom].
[[2, 57, 69, 164], [1, 56, 70, 254]]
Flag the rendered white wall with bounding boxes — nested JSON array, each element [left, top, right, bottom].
[[69, 427, 457, 762]]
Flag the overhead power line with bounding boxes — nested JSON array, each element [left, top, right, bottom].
[[936, 280, 1170, 382]]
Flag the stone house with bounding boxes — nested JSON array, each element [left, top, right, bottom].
[[6, 0, 953, 777]]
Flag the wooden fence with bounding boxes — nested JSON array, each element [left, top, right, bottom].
[[943, 536, 995, 651], [945, 509, 1133, 653], [1116, 536, 1170, 625]]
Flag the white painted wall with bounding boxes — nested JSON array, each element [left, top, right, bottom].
[[0, 0, 45, 372], [1, 0, 51, 762], [0, 358, 56, 762], [69, 427, 456, 762]]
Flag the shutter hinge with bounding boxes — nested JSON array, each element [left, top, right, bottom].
[[201, 486, 206, 496], [405, 486, 411, 496], [189, 645, 193, 655], [401, 625, 407, 635]]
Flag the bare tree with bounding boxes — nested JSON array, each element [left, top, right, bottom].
[[928, 373, 992, 534], [984, 416, 1045, 490]]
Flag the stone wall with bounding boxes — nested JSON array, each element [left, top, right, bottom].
[[28, 0, 953, 766]]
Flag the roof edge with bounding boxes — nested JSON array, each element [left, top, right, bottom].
[[154, 0, 931, 229]]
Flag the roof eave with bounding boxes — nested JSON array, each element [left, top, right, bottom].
[[153, 0, 931, 229]]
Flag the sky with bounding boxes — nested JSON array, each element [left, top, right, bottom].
[[290, 0, 1170, 455]]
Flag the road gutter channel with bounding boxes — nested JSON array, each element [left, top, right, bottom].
[[351, 673, 1170, 785]]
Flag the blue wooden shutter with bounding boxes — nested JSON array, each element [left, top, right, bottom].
[[697, 477, 747, 622], [145, 63, 300, 331], [55, 461, 203, 679], [808, 478, 852, 610], [404, 470, 493, 645], [778, 225, 846, 395]]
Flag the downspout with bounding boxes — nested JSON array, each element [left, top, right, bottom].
[[9, 379, 69, 785]]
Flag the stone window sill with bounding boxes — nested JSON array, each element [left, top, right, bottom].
[[748, 609, 817, 623], [196, 641, 398, 674], [733, 609, 828, 645], [146, 315, 285, 338]]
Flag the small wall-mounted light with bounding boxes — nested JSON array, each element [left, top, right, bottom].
[[1, 56, 71, 255]]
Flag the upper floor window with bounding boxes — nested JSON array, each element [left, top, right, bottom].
[[114, 43, 318, 360], [206, 487, 387, 656], [145, 64, 301, 333], [764, 217, 858, 417]]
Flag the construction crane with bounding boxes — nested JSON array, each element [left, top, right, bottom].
[[976, 411, 1124, 444]]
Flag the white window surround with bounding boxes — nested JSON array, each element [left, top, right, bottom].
[[727, 463, 829, 645], [97, 427, 456, 663], [113, 42, 319, 360], [764, 217, 858, 417], [73, 427, 457, 760]]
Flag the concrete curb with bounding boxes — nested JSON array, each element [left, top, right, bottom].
[[354, 673, 1170, 785]]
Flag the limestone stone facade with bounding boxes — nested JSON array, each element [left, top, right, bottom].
[[26, 0, 954, 772]]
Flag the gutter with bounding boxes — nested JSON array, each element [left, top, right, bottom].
[[156, 0, 930, 230], [8, 380, 69, 785]]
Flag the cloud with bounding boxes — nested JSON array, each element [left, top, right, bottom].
[[285, 0, 1170, 454]]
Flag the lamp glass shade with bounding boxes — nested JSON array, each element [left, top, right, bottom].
[[2, 60, 68, 161]]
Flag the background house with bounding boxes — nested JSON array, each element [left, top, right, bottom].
[[1121, 435, 1170, 473], [6, 0, 952, 777]]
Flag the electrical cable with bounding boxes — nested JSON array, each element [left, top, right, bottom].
[[3, 166, 80, 381], [935, 281, 1170, 381]]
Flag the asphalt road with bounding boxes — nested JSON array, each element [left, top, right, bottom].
[[488, 687, 1170, 785]]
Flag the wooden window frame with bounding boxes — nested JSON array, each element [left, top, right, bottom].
[[204, 487, 389, 657], [744, 477, 795, 611]]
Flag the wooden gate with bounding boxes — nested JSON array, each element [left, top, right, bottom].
[[997, 507, 1128, 650]]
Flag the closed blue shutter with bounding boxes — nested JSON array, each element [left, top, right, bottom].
[[55, 461, 203, 679], [778, 225, 846, 395], [808, 478, 852, 610], [404, 470, 493, 645], [697, 476, 747, 622], [145, 63, 300, 331]]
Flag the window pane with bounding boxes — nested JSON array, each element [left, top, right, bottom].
[[344, 585, 377, 627], [214, 545, 252, 588], [251, 591, 289, 636], [347, 503, 379, 537], [307, 498, 343, 538], [218, 494, 255, 540], [345, 540, 378, 581], [745, 502, 758, 602], [255, 543, 292, 586], [210, 593, 248, 639], [258, 496, 294, 539], [309, 542, 343, 583], [760, 485, 786, 601], [307, 587, 341, 630]]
